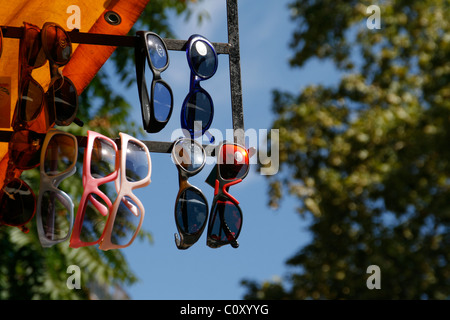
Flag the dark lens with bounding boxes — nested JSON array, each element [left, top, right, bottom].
[[153, 81, 172, 122], [24, 27, 46, 68], [79, 193, 108, 243], [0, 178, 36, 226], [208, 200, 242, 245], [183, 90, 213, 133], [91, 138, 116, 178], [189, 39, 217, 78], [44, 133, 76, 175], [19, 79, 44, 122], [125, 140, 149, 182], [176, 188, 208, 235], [10, 129, 42, 169], [50, 77, 78, 125], [218, 144, 249, 180], [172, 139, 205, 172], [42, 23, 72, 65], [111, 196, 141, 246], [146, 34, 168, 69], [40, 190, 71, 240]]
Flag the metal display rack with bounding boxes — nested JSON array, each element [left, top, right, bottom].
[[0, 0, 244, 156]]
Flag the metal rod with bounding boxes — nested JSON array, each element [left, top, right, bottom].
[[0, 131, 217, 156], [226, 0, 245, 146], [0, 26, 230, 54]]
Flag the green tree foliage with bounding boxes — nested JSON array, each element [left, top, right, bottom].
[[0, 0, 204, 299], [242, 0, 450, 299]]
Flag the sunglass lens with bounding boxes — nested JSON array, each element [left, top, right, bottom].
[[0, 178, 36, 227], [51, 77, 78, 125], [173, 139, 205, 172], [24, 27, 46, 68], [153, 81, 172, 122], [44, 134, 76, 175], [218, 144, 249, 180], [42, 23, 72, 65], [189, 39, 217, 78], [146, 34, 168, 69], [176, 188, 208, 235], [125, 140, 149, 182], [110, 196, 141, 246], [10, 129, 42, 169], [40, 190, 70, 241], [208, 200, 242, 247], [79, 193, 108, 243], [91, 138, 116, 178], [183, 90, 213, 135], [19, 79, 44, 122]]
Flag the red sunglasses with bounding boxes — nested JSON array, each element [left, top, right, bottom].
[[206, 142, 249, 248]]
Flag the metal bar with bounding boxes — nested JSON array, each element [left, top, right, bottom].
[[76, 136, 217, 156], [226, 0, 245, 146], [0, 131, 217, 156], [0, 26, 230, 54]]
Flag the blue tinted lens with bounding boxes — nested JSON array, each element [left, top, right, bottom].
[[209, 200, 242, 243], [184, 90, 213, 131], [176, 188, 207, 234], [146, 34, 167, 69], [189, 39, 216, 78], [125, 140, 149, 182], [153, 82, 172, 121], [111, 196, 141, 246], [91, 138, 116, 178]]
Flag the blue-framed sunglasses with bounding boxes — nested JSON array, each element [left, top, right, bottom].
[[181, 34, 218, 142], [135, 31, 173, 133]]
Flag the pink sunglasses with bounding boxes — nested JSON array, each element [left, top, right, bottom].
[[99, 132, 152, 250], [70, 131, 151, 249], [70, 130, 119, 248]]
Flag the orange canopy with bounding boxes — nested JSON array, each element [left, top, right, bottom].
[[0, 0, 150, 188]]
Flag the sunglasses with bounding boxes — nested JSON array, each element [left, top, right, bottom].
[[135, 31, 173, 133], [70, 130, 119, 248], [172, 138, 208, 250], [0, 129, 45, 232], [206, 142, 249, 249], [99, 132, 151, 250], [12, 22, 81, 131], [181, 34, 218, 142], [36, 129, 77, 247]]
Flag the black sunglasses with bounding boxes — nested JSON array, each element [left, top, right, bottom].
[[206, 142, 249, 249], [180, 34, 218, 142], [135, 31, 173, 133], [172, 138, 209, 249]]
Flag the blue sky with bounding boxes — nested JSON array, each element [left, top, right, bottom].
[[107, 0, 340, 300]]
